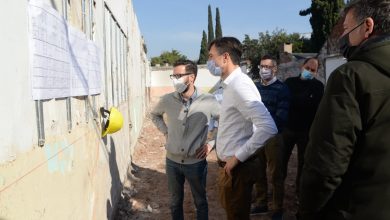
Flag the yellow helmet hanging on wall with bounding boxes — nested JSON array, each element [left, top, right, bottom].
[[101, 107, 124, 137]]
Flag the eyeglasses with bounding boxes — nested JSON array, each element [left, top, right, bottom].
[[169, 73, 193, 80], [258, 65, 274, 69]]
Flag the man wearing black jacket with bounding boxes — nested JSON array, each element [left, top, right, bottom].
[[299, 0, 390, 219], [281, 57, 324, 196]]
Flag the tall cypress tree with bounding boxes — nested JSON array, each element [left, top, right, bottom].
[[215, 7, 222, 39], [198, 30, 208, 64], [300, 0, 345, 52], [208, 5, 215, 44]]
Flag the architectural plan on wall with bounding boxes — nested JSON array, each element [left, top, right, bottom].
[[69, 26, 89, 96], [87, 41, 102, 95], [28, 0, 102, 100], [29, 0, 71, 100]]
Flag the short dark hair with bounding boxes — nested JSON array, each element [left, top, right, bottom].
[[260, 54, 277, 67], [208, 37, 242, 65], [344, 0, 390, 35], [303, 57, 318, 65], [173, 59, 198, 78], [302, 57, 320, 71]]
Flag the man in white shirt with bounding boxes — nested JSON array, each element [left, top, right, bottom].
[[207, 37, 278, 220]]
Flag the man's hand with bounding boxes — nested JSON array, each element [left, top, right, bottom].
[[224, 156, 240, 177], [195, 143, 213, 159]]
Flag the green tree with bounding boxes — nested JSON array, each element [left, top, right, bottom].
[[151, 56, 161, 66], [258, 30, 283, 57], [257, 29, 304, 58], [208, 5, 214, 44], [242, 35, 261, 79], [300, 0, 345, 52], [301, 37, 313, 53], [242, 30, 309, 73], [198, 30, 208, 64], [150, 49, 187, 66], [215, 7, 222, 39]]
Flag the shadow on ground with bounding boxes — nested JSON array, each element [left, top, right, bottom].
[[114, 103, 298, 220]]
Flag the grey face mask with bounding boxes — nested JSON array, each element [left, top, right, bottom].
[[207, 60, 222, 76], [259, 68, 273, 80]]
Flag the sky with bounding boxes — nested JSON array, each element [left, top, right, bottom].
[[132, 0, 313, 60]]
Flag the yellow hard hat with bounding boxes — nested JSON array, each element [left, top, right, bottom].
[[101, 107, 124, 137]]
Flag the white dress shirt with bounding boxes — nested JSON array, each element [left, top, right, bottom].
[[216, 67, 278, 162], [209, 80, 224, 130]]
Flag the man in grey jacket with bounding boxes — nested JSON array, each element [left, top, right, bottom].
[[150, 60, 219, 220]]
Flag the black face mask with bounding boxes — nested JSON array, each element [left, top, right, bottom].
[[338, 20, 365, 59], [339, 34, 358, 59]]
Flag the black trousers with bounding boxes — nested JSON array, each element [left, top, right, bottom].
[[281, 128, 309, 194]]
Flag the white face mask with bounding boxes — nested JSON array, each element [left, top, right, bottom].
[[259, 68, 273, 80], [172, 77, 188, 93], [207, 60, 222, 76]]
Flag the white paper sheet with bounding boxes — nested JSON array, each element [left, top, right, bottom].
[[69, 26, 89, 96], [29, 0, 71, 100], [29, 0, 102, 100], [87, 41, 102, 95]]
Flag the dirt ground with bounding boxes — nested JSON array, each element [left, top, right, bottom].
[[115, 103, 299, 220]]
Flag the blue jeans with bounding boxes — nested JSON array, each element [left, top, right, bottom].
[[166, 158, 208, 220]]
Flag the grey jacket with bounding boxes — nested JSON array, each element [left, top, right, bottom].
[[151, 90, 219, 164]]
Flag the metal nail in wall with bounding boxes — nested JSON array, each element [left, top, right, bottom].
[[66, 98, 72, 132], [89, 0, 97, 118], [89, 0, 93, 39], [115, 25, 119, 106], [62, 0, 67, 20], [82, 0, 90, 124], [110, 17, 115, 107], [103, 6, 109, 109], [35, 100, 45, 147], [63, 0, 72, 132], [125, 36, 128, 101]]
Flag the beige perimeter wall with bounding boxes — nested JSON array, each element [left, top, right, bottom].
[[0, 0, 150, 219]]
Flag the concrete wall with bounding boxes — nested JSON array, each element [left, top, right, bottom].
[[0, 0, 150, 219], [324, 55, 346, 83], [151, 65, 220, 97]]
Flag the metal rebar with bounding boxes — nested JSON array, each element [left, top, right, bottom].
[[35, 100, 45, 147], [66, 97, 72, 132]]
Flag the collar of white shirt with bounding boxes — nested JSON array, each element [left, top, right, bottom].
[[221, 67, 242, 89]]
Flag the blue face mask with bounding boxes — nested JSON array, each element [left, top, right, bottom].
[[301, 69, 314, 80], [207, 60, 222, 76]]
